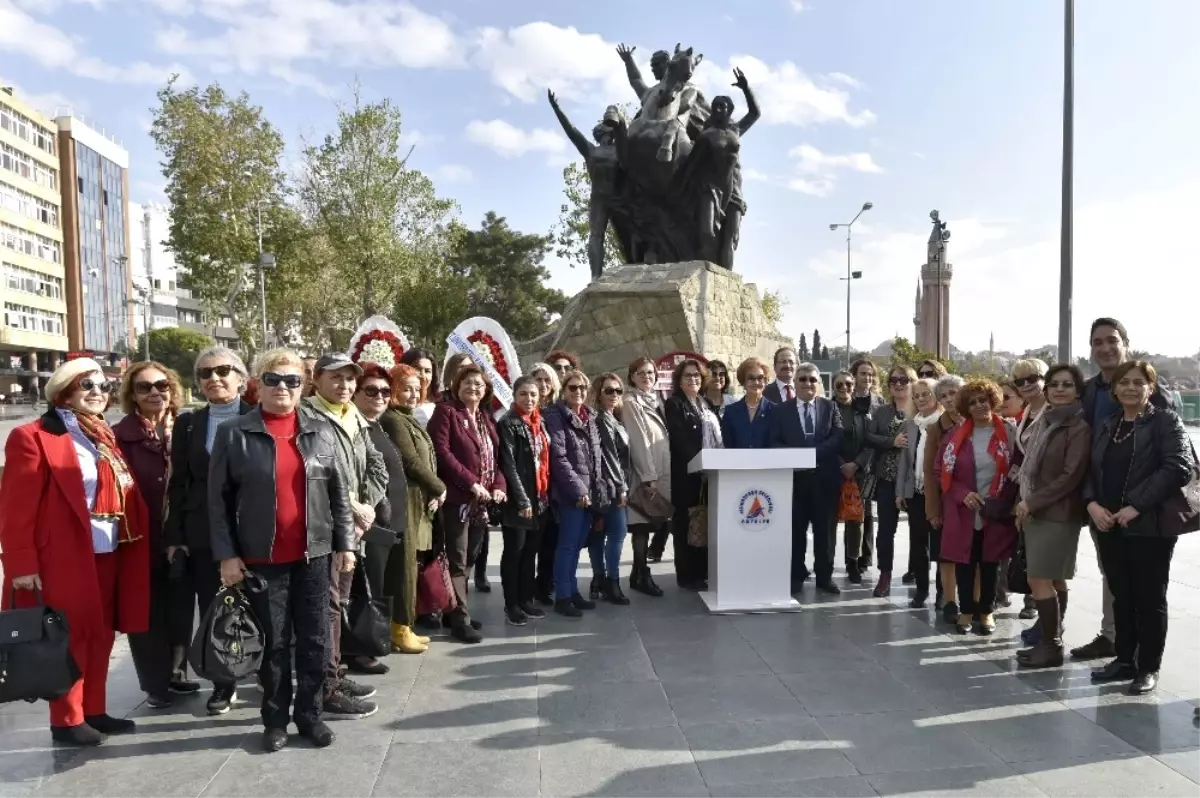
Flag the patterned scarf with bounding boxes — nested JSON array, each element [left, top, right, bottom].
[[518, 405, 551, 500], [469, 407, 496, 525], [71, 410, 140, 544], [940, 413, 1010, 498]]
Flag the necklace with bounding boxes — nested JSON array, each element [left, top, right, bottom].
[[1111, 418, 1136, 444]]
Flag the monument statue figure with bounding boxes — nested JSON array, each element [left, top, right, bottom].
[[928, 209, 950, 262], [616, 44, 670, 102]]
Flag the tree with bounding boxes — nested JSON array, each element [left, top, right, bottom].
[[300, 86, 457, 319], [797, 333, 809, 361], [812, 329, 822, 359], [136, 327, 215, 391], [550, 161, 624, 273], [150, 77, 288, 353], [446, 213, 567, 339], [760, 288, 787, 327], [890, 336, 955, 373], [820, 344, 830, 361]]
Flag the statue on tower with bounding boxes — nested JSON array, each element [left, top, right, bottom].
[[928, 209, 951, 263]]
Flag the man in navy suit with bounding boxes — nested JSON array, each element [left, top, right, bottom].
[[768, 362, 844, 595], [762, 347, 797, 404]]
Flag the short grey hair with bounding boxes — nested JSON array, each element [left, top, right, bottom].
[[194, 345, 248, 386], [935, 374, 965, 396], [528, 362, 562, 398], [795, 361, 820, 376]]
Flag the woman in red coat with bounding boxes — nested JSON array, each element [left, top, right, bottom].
[[0, 358, 150, 746]]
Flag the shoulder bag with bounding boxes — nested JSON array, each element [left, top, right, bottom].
[[340, 558, 392, 658], [0, 589, 79, 704], [188, 574, 266, 685]]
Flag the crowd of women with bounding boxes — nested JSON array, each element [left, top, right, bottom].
[[1, 315, 1195, 754]]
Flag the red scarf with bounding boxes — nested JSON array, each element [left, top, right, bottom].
[[73, 411, 141, 544], [939, 414, 1011, 497], [518, 405, 551, 500]]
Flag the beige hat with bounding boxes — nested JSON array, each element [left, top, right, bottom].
[[44, 357, 105, 404]]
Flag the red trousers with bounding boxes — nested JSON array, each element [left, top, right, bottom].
[[49, 552, 118, 728]]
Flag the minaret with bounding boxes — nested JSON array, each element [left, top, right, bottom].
[[913, 280, 922, 343], [989, 331, 996, 374]]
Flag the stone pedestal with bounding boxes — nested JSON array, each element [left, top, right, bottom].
[[519, 261, 792, 377]]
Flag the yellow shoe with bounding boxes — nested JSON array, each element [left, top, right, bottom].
[[412, 632, 431, 645], [956, 613, 973, 635], [392, 624, 428, 654], [979, 613, 996, 635]]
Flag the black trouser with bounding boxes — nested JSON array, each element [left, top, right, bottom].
[[956, 528, 998, 616], [1096, 533, 1176, 673], [649, 523, 671, 560], [188, 552, 235, 689], [536, 512, 559, 598], [672, 508, 708, 586], [875, 479, 901, 572], [792, 473, 835, 584], [246, 556, 331, 731], [128, 562, 194, 694], [362, 540, 400, 624], [475, 530, 491, 584], [444, 504, 486, 626], [907, 491, 934, 596], [501, 520, 544, 608]]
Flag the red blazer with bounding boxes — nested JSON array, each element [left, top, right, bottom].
[[0, 411, 150, 635], [428, 399, 506, 506]]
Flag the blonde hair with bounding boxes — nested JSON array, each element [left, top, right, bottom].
[[1012, 358, 1049, 379], [254, 348, 304, 379], [529, 361, 562, 402], [886, 364, 918, 418], [119, 361, 185, 416]]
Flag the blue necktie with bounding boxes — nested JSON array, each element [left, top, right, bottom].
[[803, 403, 814, 436]]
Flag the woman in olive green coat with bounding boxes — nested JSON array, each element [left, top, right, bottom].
[[380, 364, 447, 652]]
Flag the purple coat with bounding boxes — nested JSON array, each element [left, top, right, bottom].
[[544, 401, 603, 506], [428, 399, 506, 507], [932, 425, 1019, 565], [114, 414, 170, 558]]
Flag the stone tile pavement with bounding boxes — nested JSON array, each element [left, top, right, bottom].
[[3, 524, 1198, 797]]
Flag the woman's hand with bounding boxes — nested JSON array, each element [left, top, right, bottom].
[[219, 557, 246, 587], [896, 496, 906, 511], [619, 493, 627, 508], [351, 501, 375, 530], [427, 498, 441, 513], [576, 495, 592, 509], [166, 545, 189, 563], [335, 551, 357, 573], [491, 489, 507, 504], [930, 516, 942, 530], [645, 480, 658, 495], [841, 462, 858, 480], [894, 432, 909, 448], [12, 574, 41, 591], [963, 492, 984, 511], [1113, 506, 1141, 527], [471, 483, 491, 503], [1087, 501, 1114, 532], [1015, 501, 1030, 525], [519, 506, 534, 519]]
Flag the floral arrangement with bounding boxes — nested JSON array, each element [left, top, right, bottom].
[[348, 315, 410, 370], [468, 331, 509, 382]]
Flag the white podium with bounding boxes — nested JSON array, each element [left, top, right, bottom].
[[687, 448, 816, 613]]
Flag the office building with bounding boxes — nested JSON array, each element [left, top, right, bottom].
[[56, 111, 133, 365], [0, 87, 68, 400]]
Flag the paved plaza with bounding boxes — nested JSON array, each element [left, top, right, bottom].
[[2, 526, 1198, 797]]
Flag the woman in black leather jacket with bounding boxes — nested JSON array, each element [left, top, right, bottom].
[[209, 348, 356, 753], [497, 376, 551, 626], [588, 372, 631, 604], [1084, 360, 1195, 696]]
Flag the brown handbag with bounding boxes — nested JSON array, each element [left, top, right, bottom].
[[687, 478, 709, 547], [629, 482, 673, 522]]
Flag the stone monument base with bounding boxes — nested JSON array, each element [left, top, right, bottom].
[[518, 261, 792, 378]]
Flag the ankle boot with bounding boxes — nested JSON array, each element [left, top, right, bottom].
[[1020, 596, 1064, 668], [873, 571, 892, 598], [589, 577, 603, 601], [606, 579, 631, 605], [391, 623, 428, 654], [1057, 589, 1068, 624], [631, 565, 663, 597]]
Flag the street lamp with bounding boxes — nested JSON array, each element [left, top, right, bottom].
[[1058, 0, 1075, 363], [256, 201, 274, 349], [830, 201, 872, 369]]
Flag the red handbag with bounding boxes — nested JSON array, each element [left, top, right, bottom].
[[416, 553, 457, 615]]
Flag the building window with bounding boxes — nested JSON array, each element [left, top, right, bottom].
[[153, 278, 161, 289], [3, 302, 64, 336], [2, 261, 63, 299], [0, 143, 58, 190], [0, 221, 60, 263], [0, 101, 56, 156], [168, 280, 176, 292], [177, 308, 203, 324], [0, 182, 59, 228]]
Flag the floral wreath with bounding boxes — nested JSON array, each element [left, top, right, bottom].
[[348, 315, 410, 370], [446, 317, 522, 413]]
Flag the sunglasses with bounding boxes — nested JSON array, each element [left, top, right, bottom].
[[262, 372, 304, 389], [835, 381, 853, 390], [553, 363, 573, 372], [1013, 376, 1042, 388], [889, 376, 911, 386], [796, 376, 819, 385], [197, 364, 235, 380], [712, 372, 727, 379], [80, 378, 113, 393], [917, 370, 937, 378], [566, 384, 588, 393], [1046, 380, 1076, 390], [361, 386, 391, 399], [602, 387, 624, 397], [134, 380, 170, 395]]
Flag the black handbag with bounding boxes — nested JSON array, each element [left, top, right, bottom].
[[1007, 535, 1031, 595], [0, 589, 80, 704], [188, 574, 266, 685], [340, 558, 392, 659]]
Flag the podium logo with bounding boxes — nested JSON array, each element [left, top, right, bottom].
[[738, 489, 774, 526]]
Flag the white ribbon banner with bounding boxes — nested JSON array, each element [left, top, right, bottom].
[[445, 331, 515, 409]]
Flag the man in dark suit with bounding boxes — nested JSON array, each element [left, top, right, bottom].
[[769, 362, 844, 595], [762, 346, 798, 404]]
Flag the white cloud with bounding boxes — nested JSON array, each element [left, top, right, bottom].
[[783, 143, 883, 196], [789, 0, 808, 11], [464, 119, 565, 160], [3, 83, 81, 117], [828, 72, 863, 89], [435, 164, 473, 183], [151, 0, 464, 87], [694, 55, 875, 128], [0, 0, 190, 84]]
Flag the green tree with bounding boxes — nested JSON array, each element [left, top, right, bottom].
[[812, 329, 822, 359], [136, 327, 215, 391], [890, 336, 956, 373], [760, 288, 787, 327], [797, 333, 809, 361], [820, 344, 830, 361], [300, 86, 457, 319], [149, 76, 288, 353], [550, 161, 625, 273]]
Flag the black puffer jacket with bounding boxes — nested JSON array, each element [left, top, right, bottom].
[[1084, 406, 1194, 537], [208, 408, 355, 561]]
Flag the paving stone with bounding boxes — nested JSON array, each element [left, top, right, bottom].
[[682, 716, 858, 786], [539, 726, 707, 797]]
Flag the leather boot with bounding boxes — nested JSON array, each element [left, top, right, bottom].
[[632, 565, 663, 597], [1057, 589, 1068, 623], [873, 571, 892, 598], [605, 579, 631, 605], [391, 623, 428, 654], [1019, 596, 1064, 668]]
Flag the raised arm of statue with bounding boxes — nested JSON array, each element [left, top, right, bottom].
[[616, 43, 650, 100], [732, 68, 761, 135], [547, 89, 592, 159]]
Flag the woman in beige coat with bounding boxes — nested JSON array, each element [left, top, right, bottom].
[[621, 356, 672, 596]]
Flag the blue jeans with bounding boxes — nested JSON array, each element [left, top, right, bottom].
[[588, 505, 629, 580], [554, 502, 592, 600]]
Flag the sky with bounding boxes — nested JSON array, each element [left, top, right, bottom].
[[3, 0, 1199, 358]]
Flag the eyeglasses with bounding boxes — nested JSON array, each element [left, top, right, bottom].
[[967, 396, 992, 408], [566, 384, 588, 393], [553, 363, 573, 372], [134, 380, 170, 395], [1046, 380, 1076, 390], [262, 372, 303, 389], [636, 368, 657, 378], [602, 387, 624, 397], [917, 370, 937, 378], [889, 375, 911, 386], [80, 378, 113, 393], [198, 364, 235, 380], [1013, 375, 1042, 388], [682, 373, 703, 382], [712, 372, 727, 380], [744, 374, 766, 384], [796, 376, 819, 385], [361, 386, 391, 399], [1117, 377, 1149, 389], [834, 381, 853, 390]]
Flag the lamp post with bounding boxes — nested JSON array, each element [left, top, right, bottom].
[[255, 201, 274, 349], [1058, 0, 1075, 364], [830, 201, 873, 369]]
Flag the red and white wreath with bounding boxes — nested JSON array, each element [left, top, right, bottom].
[[349, 315, 410, 370], [445, 317, 521, 411]]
